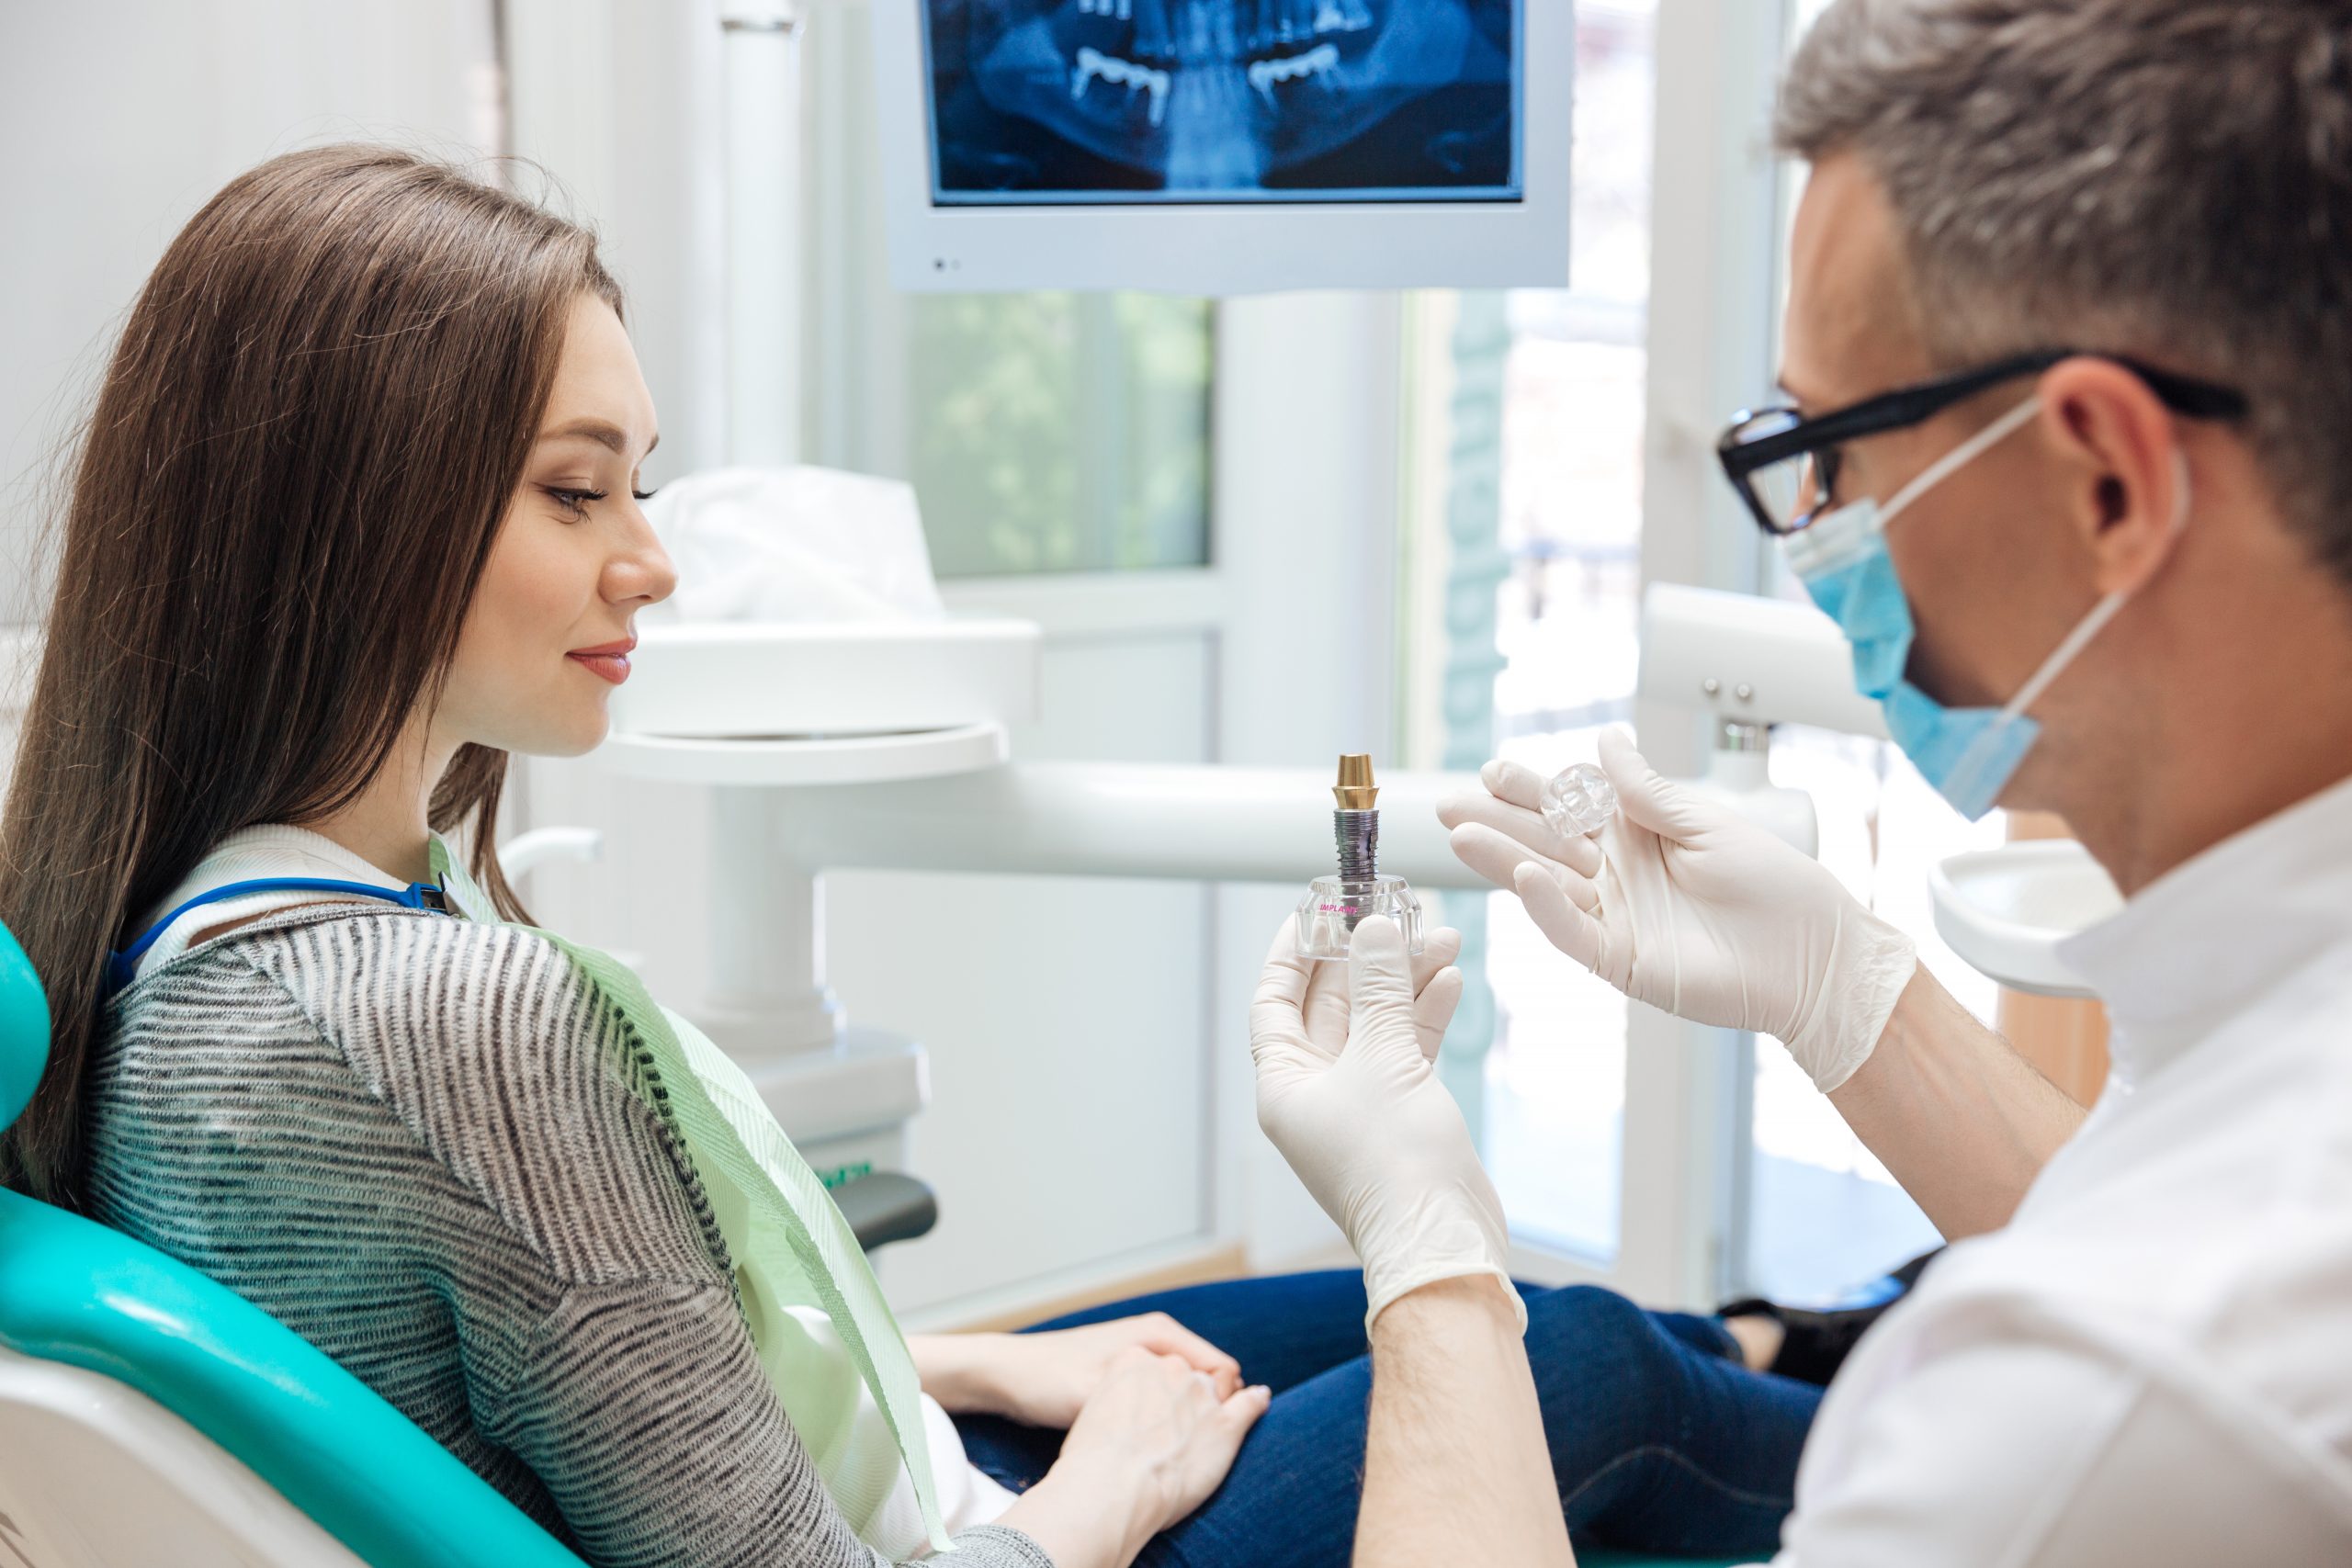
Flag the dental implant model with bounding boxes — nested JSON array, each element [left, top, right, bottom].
[[1542, 762, 1618, 839], [1295, 754, 1426, 963]]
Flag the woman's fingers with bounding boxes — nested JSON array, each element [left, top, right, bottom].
[[1219, 1382, 1272, 1436], [1133, 1314, 1243, 1396]]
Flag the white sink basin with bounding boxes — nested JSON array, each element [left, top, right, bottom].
[[1929, 840, 2123, 999], [607, 617, 1041, 739]]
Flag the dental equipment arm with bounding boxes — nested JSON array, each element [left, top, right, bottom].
[[1444, 729, 2082, 1240]]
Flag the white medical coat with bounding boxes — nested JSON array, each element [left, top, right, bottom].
[[1773, 773, 2352, 1566]]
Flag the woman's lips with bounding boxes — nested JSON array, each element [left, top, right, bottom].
[[567, 650, 630, 684]]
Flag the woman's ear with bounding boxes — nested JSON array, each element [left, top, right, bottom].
[[2038, 357, 2192, 597]]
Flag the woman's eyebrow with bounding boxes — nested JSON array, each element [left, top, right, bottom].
[[539, 418, 660, 457]]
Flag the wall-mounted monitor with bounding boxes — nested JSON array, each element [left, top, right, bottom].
[[873, 1, 1572, 294]]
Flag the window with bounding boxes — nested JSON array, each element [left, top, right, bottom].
[[903, 293, 1213, 577], [1409, 0, 2002, 1295], [800, 11, 1214, 580], [1747, 723, 1996, 1299], [1410, 0, 1659, 1263]]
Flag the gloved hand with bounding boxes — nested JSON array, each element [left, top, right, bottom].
[[1437, 728, 1917, 1093], [1250, 916, 1524, 1333]]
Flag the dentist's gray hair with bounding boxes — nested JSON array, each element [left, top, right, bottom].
[[1778, 0, 2352, 586]]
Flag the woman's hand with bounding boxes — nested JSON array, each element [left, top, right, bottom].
[[913, 1314, 1242, 1428], [998, 1348, 1271, 1568]]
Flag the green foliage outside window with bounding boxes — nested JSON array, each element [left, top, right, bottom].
[[908, 293, 1213, 578]]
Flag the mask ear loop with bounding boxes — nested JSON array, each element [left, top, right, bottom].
[[1997, 446, 2196, 726], [1878, 393, 2046, 530], [1785, 391, 2047, 577]]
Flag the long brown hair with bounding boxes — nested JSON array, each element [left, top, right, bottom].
[[0, 144, 622, 1206]]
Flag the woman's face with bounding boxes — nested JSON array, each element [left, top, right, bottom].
[[440, 293, 675, 759]]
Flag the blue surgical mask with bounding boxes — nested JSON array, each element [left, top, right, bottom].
[[1784, 395, 2182, 820]]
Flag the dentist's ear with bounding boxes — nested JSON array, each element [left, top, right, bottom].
[[2039, 355, 2198, 598]]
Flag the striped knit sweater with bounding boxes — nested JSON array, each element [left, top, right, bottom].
[[85, 900, 1052, 1568]]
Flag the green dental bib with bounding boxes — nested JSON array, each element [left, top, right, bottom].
[[428, 840, 949, 1554]]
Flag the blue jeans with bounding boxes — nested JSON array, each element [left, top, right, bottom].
[[952, 1271, 1821, 1566]]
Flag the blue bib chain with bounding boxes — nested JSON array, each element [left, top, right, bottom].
[[105, 876, 453, 998]]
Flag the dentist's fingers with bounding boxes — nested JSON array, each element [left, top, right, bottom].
[[1345, 916, 1425, 1070], [1446, 821, 1548, 891], [1411, 927, 1463, 995], [1249, 920, 1317, 1071], [1513, 861, 1608, 974], [1299, 945, 1350, 1058], [1599, 728, 1720, 843], [1449, 823, 1603, 912], [1304, 926, 1460, 1057], [1436, 787, 1605, 877], [1413, 965, 1464, 1061], [1480, 757, 1552, 814]]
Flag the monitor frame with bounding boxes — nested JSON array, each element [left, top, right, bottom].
[[872, 1, 1574, 295]]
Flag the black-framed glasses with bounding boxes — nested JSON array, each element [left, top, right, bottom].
[[1717, 349, 2250, 536]]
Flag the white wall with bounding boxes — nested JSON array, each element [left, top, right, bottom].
[[0, 1, 502, 627], [0, 0, 502, 820]]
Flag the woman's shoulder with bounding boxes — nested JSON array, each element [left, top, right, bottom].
[[155, 906, 727, 1286], [207, 903, 629, 1102], [209, 903, 615, 1043]]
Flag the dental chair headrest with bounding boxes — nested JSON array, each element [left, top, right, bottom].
[[0, 919, 49, 1133]]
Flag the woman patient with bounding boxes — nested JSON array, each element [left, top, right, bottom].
[[0, 147, 1823, 1567]]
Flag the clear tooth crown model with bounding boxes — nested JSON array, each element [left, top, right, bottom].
[[1542, 761, 1619, 839], [1295, 753, 1426, 963]]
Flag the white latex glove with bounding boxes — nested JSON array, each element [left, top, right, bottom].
[[1250, 916, 1524, 1333], [1437, 728, 1917, 1093]]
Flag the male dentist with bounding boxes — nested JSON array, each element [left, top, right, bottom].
[[1250, 1, 2352, 1562]]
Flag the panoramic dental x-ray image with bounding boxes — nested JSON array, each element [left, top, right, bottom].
[[924, 0, 1520, 199]]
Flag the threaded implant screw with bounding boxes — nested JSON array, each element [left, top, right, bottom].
[[1334, 809, 1379, 882]]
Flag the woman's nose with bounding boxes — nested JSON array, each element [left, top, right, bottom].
[[611, 512, 678, 605]]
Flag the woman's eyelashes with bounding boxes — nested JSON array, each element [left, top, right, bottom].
[[541, 482, 660, 519]]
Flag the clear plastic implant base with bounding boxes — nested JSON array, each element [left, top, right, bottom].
[[1542, 761, 1619, 839], [1295, 874, 1426, 963]]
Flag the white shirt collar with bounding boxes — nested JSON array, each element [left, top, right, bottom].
[[2056, 772, 2352, 1084], [130, 824, 475, 986]]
